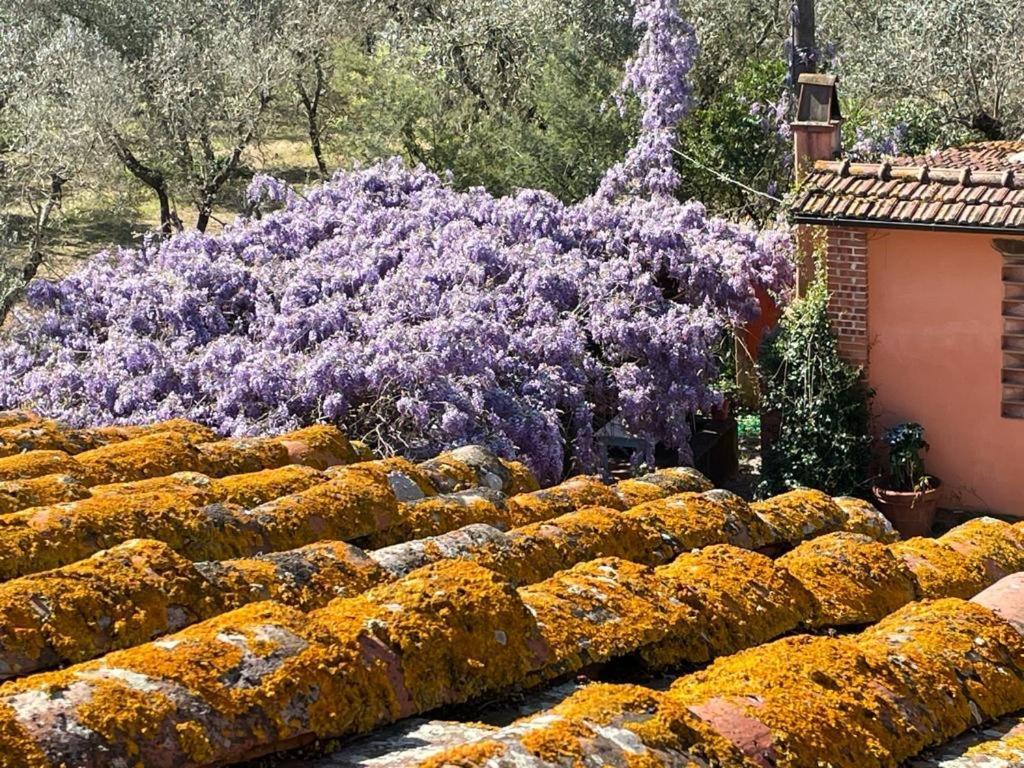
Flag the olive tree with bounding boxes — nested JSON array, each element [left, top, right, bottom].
[[820, 0, 1024, 140], [17, 0, 294, 233], [0, 14, 123, 320]]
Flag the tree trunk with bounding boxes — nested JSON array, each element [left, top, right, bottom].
[[0, 173, 65, 324], [298, 60, 329, 179], [790, 0, 816, 87], [192, 92, 272, 232], [111, 138, 180, 235], [195, 203, 212, 233]]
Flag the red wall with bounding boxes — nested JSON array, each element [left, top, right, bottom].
[[864, 228, 1024, 515]]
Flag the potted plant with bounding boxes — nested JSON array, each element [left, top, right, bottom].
[[873, 422, 941, 538]]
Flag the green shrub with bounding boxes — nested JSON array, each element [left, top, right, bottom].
[[758, 279, 874, 498]]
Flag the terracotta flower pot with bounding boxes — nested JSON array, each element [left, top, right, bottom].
[[872, 479, 942, 539]]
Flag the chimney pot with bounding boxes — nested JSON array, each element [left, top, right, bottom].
[[792, 73, 844, 182]]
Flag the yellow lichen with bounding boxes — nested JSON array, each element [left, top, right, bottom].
[[0, 420, 103, 456], [622, 493, 731, 552], [86, 418, 217, 445], [668, 634, 907, 767], [0, 539, 227, 676], [939, 517, 1024, 583], [518, 557, 697, 683], [75, 433, 204, 484], [615, 468, 714, 508], [777, 532, 918, 627], [0, 411, 36, 429], [832, 496, 900, 543], [418, 740, 504, 768], [645, 544, 813, 666], [195, 437, 292, 476], [88, 471, 217, 499], [213, 540, 387, 611], [889, 536, 990, 599], [505, 476, 626, 527], [341, 457, 440, 500], [247, 469, 398, 552], [0, 450, 88, 483], [362, 491, 504, 548], [858, 598, 1024, 754], [750, 488, 847, 546], [210, 464, 326, 508], [0, 474, 90, 515], [474, 506, 671, 585]]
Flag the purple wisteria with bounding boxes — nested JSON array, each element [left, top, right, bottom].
[[0, 0, 793, 482], [597, 0, 696, 200]]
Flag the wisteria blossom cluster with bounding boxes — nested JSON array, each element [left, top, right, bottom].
[[597, 0, 696, 200], [847, 120, 909, 161], [0, 0, 793, 482]]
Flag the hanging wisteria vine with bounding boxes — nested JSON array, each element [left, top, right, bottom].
[[0, 0, 793, 482]]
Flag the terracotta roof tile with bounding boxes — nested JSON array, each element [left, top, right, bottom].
[[791, 141, 1024, 230]]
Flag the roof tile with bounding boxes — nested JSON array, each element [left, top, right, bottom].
[[792, 141, 1024, 230]]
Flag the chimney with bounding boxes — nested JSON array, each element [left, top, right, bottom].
[[792, 73, 843, 181]]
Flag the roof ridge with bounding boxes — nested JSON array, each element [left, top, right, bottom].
[[814, 159, 1017, 188]]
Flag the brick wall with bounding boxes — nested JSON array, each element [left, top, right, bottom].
[[825, 227, 869, 367]]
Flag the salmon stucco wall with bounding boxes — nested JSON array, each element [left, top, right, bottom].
[[865, 228, 1024, 515]]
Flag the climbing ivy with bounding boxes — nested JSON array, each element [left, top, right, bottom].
[[758, 278, 874, 498]]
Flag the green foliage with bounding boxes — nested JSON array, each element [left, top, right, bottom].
[[758, 278, 874, 498], [881, 422, 932, 492], [675, 58, 789, 225], [329, 32, 633, 201]]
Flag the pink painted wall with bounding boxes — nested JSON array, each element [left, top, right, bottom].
[[866, 228, 1024, 515]]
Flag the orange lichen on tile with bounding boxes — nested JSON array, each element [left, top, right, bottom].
[[0, 474, 90, 515], [644, 544, 813, 667], [0, 561, 538, 767], [245, 468, 398, 552], [209, 464, 327, 508], [833, 496, 899, 543], [0, 469, 399, 580], [273, 424, 361, 468], [361, 489, 506, 548], [340, 457, 440, 501], [613, 467, 712, 507], [206, 540, 387, 611], [85, 418, 217, 445], [418, 683, 721, 768], [518, 557, 699, 682], [87, 470, 218, 498], [0, 538, 228, 678], [74, 432, 205, 483], [0, 418, 215, 459], [939, 517, 1024, 583], [418, 446, 539, 495], [858, 598, 1024, 754], [195, 436, 292, 476], [0, 421, 103, 457], [0, 412, 36, 429], [89, 464, 327, 510], [0, 506, 1017, 767], [0, 450, 89, 483], [622, 493, 731, 552], [68, 424, 355, 486], [670, 633, 922, 767], [889, 536, 990, 599], [473, 506, 671, 585], [505, 476, 626, 527], [778, 532, 918, 627], [0, 489, 221, 579], [750, 488, 847, 546]]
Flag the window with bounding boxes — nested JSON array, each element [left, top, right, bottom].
[[998, 239, 1024, 419]]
